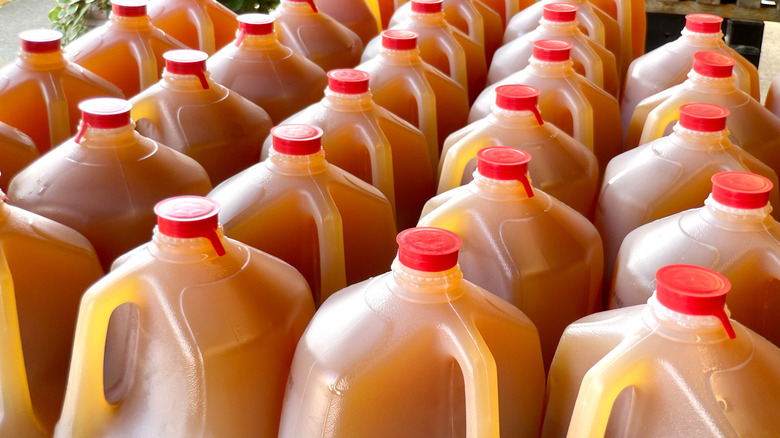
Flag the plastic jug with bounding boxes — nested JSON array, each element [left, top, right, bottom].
[[626, 51, 780, 179], [147, 0, 237, 54], [7, 97, 212, 270], [363, 0, 487, 104], [209, 124, 397, 306], [365, 0, 404, 29], [271, 0, 364, 72], [64, 0, 189, 98], [620, 14, 760, 140], [130, 49, 272, 184], [765, 71, 780, 118], [0, 30, 123, 153], [471, 39, 622, 176], [438, 85, 599, 218], [481, 0, 527, 27], [54, 195, 316, 437], [315, 0, 380, 45], [207, 13, 328, 125], [0, 196, 103, 434], [263, 69, 434, 231], [543, 264, 780, 437], [586, 0, 645, 78], [595, 103, 780, 301], [420, 147, 603, 368], [356, 30, 470, 172], [0, 122, 38, 191], [611, 171, 780, 345], [488, 4, 618, 99], [502, 0, 621, 81], [278, 226, 546, 437]]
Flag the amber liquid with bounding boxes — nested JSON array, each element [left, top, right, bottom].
[[0, 122, 38, 190], [316, 0, 380, 45], [148, 0, 238, 54]]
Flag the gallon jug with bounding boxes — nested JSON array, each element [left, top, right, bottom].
[[586, 0, 645, 78], [278, 226, 546, 437], [147, 0, 238, 54], [8, 97, 212, 270], [595, 103, 780, 300], [471, 39, 622, 176], [488, 3, 619, 99], [130, 49, 272, 184], [620, 13, 760, 139], [64, 0, 189, 98], [207, 13, 328, 125], [210, 124, 397, 306], [543, 264, 780, 437], [0, 29, 123, 153], [420, 147, 602, 367], [315, 0, 380, 45], [365, 0, 403, 29], [271, 0, 364, 72], [611, 171, 780, 345], [765, 70, 780, 118], [263, 69, 434, 231], [0, 122, 38, 191], [356, 29, 470, 172], [438, 84, 598, 218], [502, 0, 621, 80], [481, 0, 526, 27], [626, 51, 780, 178], [54, 195, 316, 438], [363, 0, 487, 104], [0, 195, 103, 434]]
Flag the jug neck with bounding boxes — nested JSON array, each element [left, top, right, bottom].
[[237, 33, 280, 49], [528, 57, 575, 78], [680, 28, 724, 46], [469, 171, 533, 200], [488, 106, 543, 129], [149, 226, 228, 263], [161, 70, 215, 92], [409, 10, 448, 27], [668, 124, 731, 151], [110, 14, 153, 29], [378, 46, 424, 66], [388, 258, 465, 303], [323, 88, 375, 112], [279, 0, 316, 15], [78, 123, 139, 149], [266, 148, 328, 175], [643, 293, 732, 344], [700, 194, 773, 229], [539, 19, 579, 35], [687, 70, 737, 92], [18, 49, 67, 69]]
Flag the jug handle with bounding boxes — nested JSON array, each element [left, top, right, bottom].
[[186, 5, 216, 55], [639, 106, 680, 146]]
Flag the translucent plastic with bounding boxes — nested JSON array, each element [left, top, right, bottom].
[[543, 295, 780, 437], [471, 52, 622, 176], [7, 116, 212, 270], [363, 6, 487, 104], [488, 10, 619, 98], [438, 104, 599, 218], [54, 228, 315, 437], [271, 0, 364, 72], [0, 122, 38, 190], [480, 0, 528, 27], [209, 148, 398, 306], [278, 253, 545, 436], [595, 123, 780, 300], [365, 0, 406, 29], [207, 16, 328, 125], [130, 57, 273, 184], [585, 0, 646, 77], [620, 21, 760, 139], [502, 0, 621, 78], [765, 72, 780, 118], [64, 9, 189, 97], [356, 40, 470, 171], [147, 0, 238, 54], [0, 33, 123, 152], [611, 191, 780, 345], [316, 0, 380, 45], [0, 201, 103, 434], [263, 86, 435, 231], [419, 171, 603, 368]]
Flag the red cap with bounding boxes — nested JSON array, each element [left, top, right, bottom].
[[328, 69, 370, 94], [382, 30, 418, 51], [711, 171, 772, 209], [692, 51, 735, 78], [533, 39, 572, 62], [411, 0, 443, 13], [685, 14, 722, 33], [19, 29, 62, 53], [396, 227, 461, 272], [495, 85, 544, 125], [235, 14, 274, 48], [655, 264, 735, 339], [154, 196, 226, 256], [678, 103, 728, 132], [164, 50, 210, 89], [111, 0, 147, 17], [287, 0, 318, 13], [477, 147, 534, 197], [271, 124, 323, 155], [75, 98, 133, 143], [543, 3, 578, 22]]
